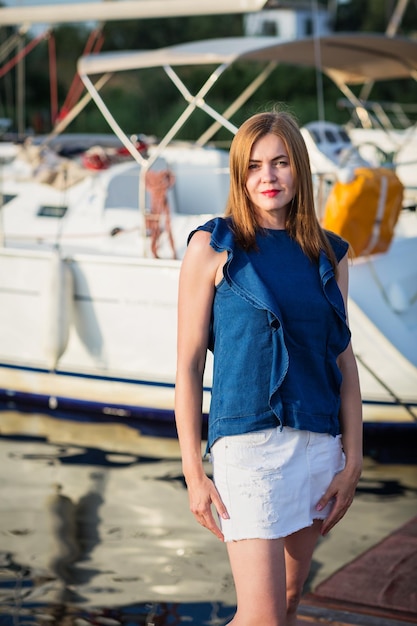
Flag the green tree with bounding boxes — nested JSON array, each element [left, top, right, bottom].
[[3, 4, 417, 136], [334, 0, 417, 34]]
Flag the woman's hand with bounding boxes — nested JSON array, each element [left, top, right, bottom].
[[186, 474, 229, 541], [316, 463, 362, 536]]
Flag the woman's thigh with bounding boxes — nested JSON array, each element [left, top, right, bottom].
[[226, 538, 288, 624], [284, 519, 323, 599]]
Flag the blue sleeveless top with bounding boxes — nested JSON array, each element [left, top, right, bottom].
[[189, 217, 350, 450]]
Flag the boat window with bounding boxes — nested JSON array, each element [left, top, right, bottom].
[[339, 129, 350, 143], [304, 17, 313, 36], [261, 21, 278, 36], [324, 130, 337, 143], [309, 129, 321, 143], [0, 193, 16, 206], [37, 205, 68, 218], [105, 170, 139, 210]]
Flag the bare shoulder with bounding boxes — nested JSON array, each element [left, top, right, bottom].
[[183, 230, 223, 279], [185, 230, 217, 267], [187, 229, 213, 254]]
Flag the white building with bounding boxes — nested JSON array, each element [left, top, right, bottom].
[[244, 2, 332, 39]]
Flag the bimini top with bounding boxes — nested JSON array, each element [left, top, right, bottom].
[[78, 33, 417, 86]]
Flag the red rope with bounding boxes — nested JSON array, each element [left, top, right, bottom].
[[56, 28, 104, 122], [0, 31, 48, 79], [48, 33, 58, 125]]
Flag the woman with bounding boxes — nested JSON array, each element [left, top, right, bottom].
[[175, 110, 362, 626]]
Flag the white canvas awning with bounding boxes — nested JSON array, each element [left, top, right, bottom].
[[0, 0, 266, 26], [74, 33, 417, 172], [78, 34, 417, 86]]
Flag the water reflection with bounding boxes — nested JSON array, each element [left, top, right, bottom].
[[0, 428, 236, 625], [0, 599, 234, 625], [1, 409, 416, 625]]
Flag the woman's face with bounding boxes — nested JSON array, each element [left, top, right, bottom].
[[245, 133, 295, 229]]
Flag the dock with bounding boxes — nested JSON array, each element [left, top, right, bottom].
[[297, 515, 417, 625]]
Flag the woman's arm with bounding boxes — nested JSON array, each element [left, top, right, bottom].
[[175, 230, 229, 540], [317, 252, 363, 535]]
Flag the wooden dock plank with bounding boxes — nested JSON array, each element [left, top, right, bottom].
[[298, 515, 417, 626]]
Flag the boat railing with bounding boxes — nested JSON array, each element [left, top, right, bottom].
[[338, 97, 417, 131]]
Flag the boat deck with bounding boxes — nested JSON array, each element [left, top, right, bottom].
[[297, 515, 417, 625]]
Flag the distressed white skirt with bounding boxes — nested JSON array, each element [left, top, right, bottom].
[[211, 426, 345, 542]]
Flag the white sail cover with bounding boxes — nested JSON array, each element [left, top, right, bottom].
[[0, 0, 267, 26], [77, 34, 417, 86]]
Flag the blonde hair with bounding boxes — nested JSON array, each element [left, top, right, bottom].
[[225, 110, 337, 272]]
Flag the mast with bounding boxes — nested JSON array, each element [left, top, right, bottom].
[[358, 0, 411, 117]]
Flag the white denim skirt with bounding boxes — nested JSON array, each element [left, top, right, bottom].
[[211, 426, 345, 542]]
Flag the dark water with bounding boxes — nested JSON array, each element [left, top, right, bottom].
[[0, 410, 236, 625], [0, 408, 416, 626]]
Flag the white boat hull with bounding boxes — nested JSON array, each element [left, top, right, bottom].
[[0, 237, 416, 433], [0, 247, 214, 436]]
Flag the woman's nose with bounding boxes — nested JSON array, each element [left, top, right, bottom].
[[262, 166, 277, 182]]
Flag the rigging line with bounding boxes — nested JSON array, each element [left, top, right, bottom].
[[355, 353, 417, 422], [66, 31, 105, 108], [311, 0, 325, 123], [59, 27, 104, 118], [0, 29, 29, 64], [0, 31, 18, 119], [365, 253, 417, 310], [48, 33, 58, 126], [49, 73, 111, 139], [66, 29, 105, 108], [0, 30, 48, 79], [6, 227, 141, 241], [359, 0, 410, 105]]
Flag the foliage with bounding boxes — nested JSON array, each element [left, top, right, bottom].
[[334, 0, 417, 33], [1, 4, 417, 136]]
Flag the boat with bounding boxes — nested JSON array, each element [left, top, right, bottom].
[[0, 33, 416, 439], [331, 95, 417, 213]]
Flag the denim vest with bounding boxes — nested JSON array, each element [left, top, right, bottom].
[[189, 217, 350, 450]]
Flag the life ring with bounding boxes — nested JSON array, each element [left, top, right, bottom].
[[82, 147, 111, 170]]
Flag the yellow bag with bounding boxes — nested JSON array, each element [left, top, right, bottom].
[[322, 167, 403, 257]]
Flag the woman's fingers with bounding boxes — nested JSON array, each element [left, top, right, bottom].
[[188, 478, 229, 541], [316, 470, 358, 536], [196, 508, 225, 541]]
